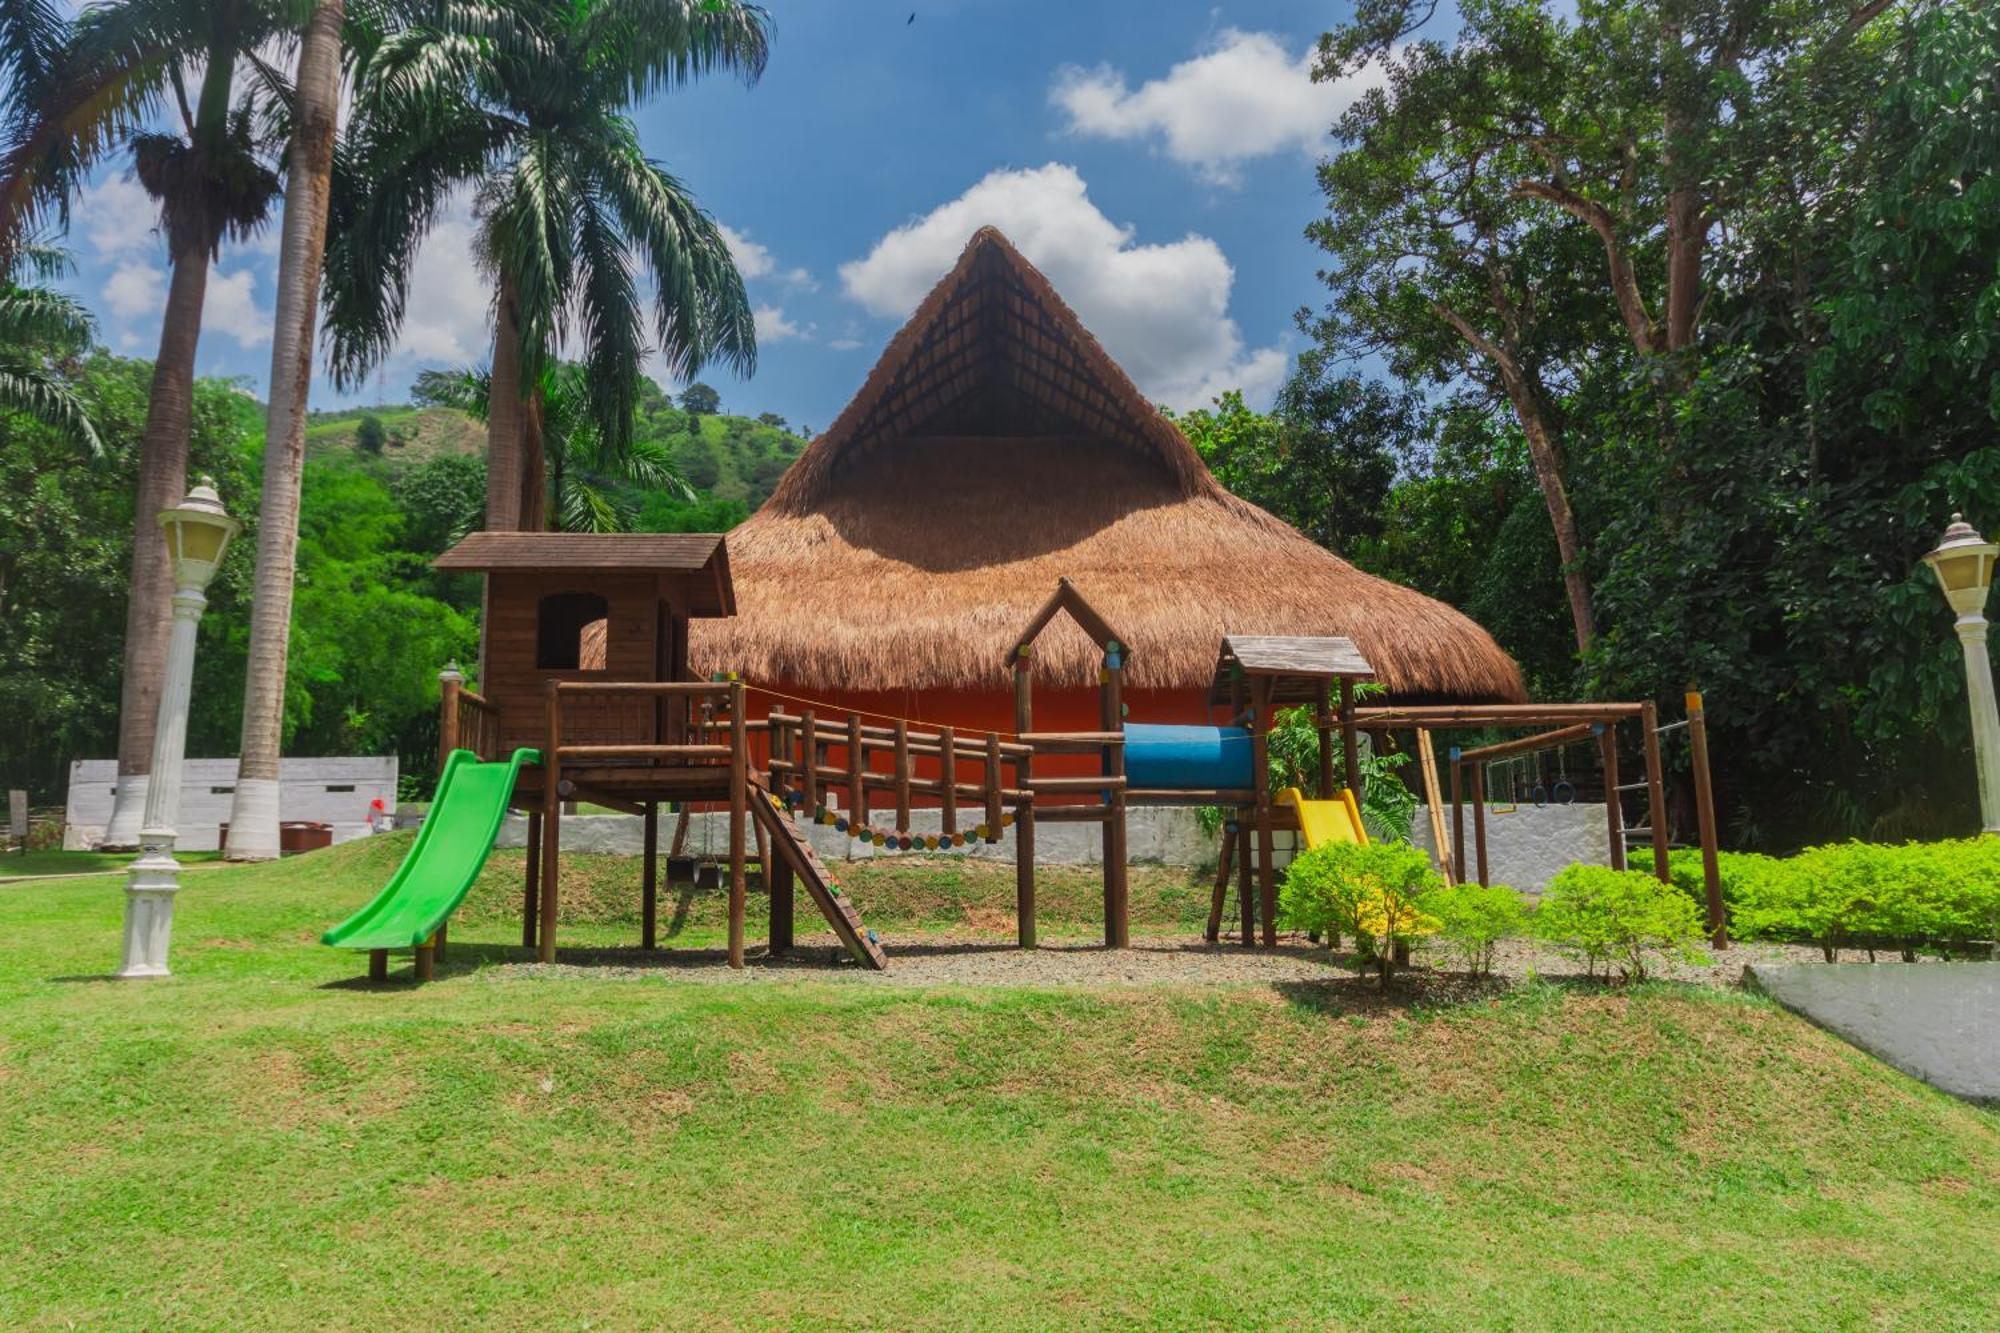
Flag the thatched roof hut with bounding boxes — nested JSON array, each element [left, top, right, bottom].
[[692, 228, 1523, 714]]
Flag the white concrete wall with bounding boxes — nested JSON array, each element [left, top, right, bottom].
[[67, 757, 398, 850], [462, 799, 1613, 890]]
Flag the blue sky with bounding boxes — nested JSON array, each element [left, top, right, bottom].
[[61, 1, 1383, 430]]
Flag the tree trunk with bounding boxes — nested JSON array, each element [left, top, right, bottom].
[[518, 384, 547, 530], [224, 0, 344, 861], [1433, 301, 1596, 653], [485, 274, 526, 531], [100, 244, 210, 849]]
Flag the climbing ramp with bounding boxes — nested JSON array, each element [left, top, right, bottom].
[[748, 778, 889, 970]]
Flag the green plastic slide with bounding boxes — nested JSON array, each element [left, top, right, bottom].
[[322, 747, 538, 953]]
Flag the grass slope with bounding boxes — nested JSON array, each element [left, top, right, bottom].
[[304, 405, 485, 467], [2, 842, 1996, 1328]]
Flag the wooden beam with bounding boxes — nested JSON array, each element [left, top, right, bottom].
[[1599, 723, 1627, 871], [1456, 723, 1598, 764], [538, 683, 562, 964], [1416, 729, 1452, 882], [1687, 691, 1728, 948], [1641, 702, 1671, 883], [727, 683, 747, 969], [641, 802, 659, 950]]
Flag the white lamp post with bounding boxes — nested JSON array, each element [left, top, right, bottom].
[[1922, 513, 2000, 835], [119, 478, 240, 978]]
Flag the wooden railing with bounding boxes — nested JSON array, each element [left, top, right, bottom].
[[438, 675, 503, 769], [763, 709, 1038, 838]]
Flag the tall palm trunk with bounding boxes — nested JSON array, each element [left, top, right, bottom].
[[224, 0, 344, 861], [519, 385, 547, 529], [485, 274, 526, 531], [100, 244, 209, 848]]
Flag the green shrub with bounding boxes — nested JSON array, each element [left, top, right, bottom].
[[1533, 865, 1706, 980], [1738, 838, 2000, 960], [1419, 881, 1527, 975], [1279, 841, 1442, 986]]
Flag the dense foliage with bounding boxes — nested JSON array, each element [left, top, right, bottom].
[[1279, 840, 1444, 985], [1280, 0, 2000, 847]]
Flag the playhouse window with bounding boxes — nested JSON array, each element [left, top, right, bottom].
[[536, 592, 610, 670]]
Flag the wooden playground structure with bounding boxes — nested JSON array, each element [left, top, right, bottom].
[[423, 535, 1726, 976]]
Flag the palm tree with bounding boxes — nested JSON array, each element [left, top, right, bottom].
[[324, 0, 766, 533], [0, 0, 289, 845], [223, 0, 344, 861], [0, 240, 101, 451], [414, 362, 695, 532]]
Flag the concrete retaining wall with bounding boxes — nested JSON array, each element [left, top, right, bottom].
[[1748, 962, 2000, 1104], [452, 799, 1612, 891], [69, 757, 398, 850]]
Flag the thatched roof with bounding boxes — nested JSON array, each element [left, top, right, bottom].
[[691, 227, 1525, 703]]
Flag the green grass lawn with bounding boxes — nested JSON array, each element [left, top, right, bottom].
[[2, 839, 1997, 1328]]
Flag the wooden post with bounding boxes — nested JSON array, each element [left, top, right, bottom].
[[1101, 641, 1128, 949], [938, 725, 958, 839], [1416, 728, 1451, 882], [538, 683, 561, 964], [1237, 818, 1255, 945], [1449, 750, 1465, 885], [1686, 690, 1728, 948], [1472, 763, 1489, 886], [435, 920, 447, 965], [438, 669, 462, 775], [846, 714, 867, 829], [1206, 820, 1235, 943], [728, 681, 747, 969], [1339, 676, 1362, 799], [1640, 701, 1671, 883], [770, 855, 794, 957], [800, 707, 818, 814], [415, 929, 437, 982], [1598, 723, 1627, 871], [522, 809, 541, 949], [368, 948, 388, 982], [1251, 679, 1278, 948], [1315, 680, 1337, 798], [894, 719, 911, 835], [641, 802, 659, 950], [1012, 648, 1036, 950]]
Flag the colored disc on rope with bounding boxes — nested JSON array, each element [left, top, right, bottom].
[[835, 818, 849, 833]]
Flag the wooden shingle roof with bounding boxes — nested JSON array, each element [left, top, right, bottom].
[[435, 532, 734, 616], [1210, 635, 1374, 706]]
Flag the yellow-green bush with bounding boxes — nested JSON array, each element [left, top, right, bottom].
[[1726, 837, 2000, 960], [1419, 881, 1528, 976], [1534, 865, 1706, 980], [1278, 840, 1441, 985]]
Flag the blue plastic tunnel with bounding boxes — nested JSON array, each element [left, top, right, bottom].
[[1123, 723, 1255, 791]]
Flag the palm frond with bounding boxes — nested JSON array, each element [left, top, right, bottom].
[[579, 0, 771, 103], [411, 364, 491, 420], [592, 122, 755, 381], [0, 357, 101, 455], [0, 283, 92, 353], [556, 475, 629, 534], [571, 182, 645, 456], [481, 131, 576, 381], [622, 433, 694, 500]]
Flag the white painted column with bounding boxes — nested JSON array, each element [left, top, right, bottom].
[[100, 773, 149, 850], [118, 586, 206, 978], [1955, 614, 2000, 834]]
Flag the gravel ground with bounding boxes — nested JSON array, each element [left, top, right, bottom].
[[493, 929, 1852, 991]]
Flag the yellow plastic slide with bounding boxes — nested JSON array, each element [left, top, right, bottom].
[[1277, 787, 1370, 849]]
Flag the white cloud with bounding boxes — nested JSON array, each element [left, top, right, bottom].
[[202, 267, 272, 349], [76, 175, 160, 258], [101, 261, 163, 322], [753, 303, 808, 343], [839, 163, 1287, 410], [1052, 29, 1385, 185], [719, 222, 814, 290], [392, 205, 492, 367]]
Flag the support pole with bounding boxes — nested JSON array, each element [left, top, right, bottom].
[[893, 719, 911, 834], [938, 725, 957, 839], [368, 948, 387, 983], [538, 683, 561, 964], [799, 707, 818, 814], [438, 666, 462, 775], [641, 802, 659, 950], [1101, 640, 1128, 949], [1206, 819, 1235, 943], [1472, 763, 1489, 886], [1315, 681, 1336, 798], [1237, 818, 1255, 945], [522, 809, 541, 950], [1339, 676, 1362, 799], [1640, 701, 1671, 883], [1013, 649, 1036, 949], [1597, 722, 1627, 871], [728, 681, 747, 969], [1686, 691, 1728, 948], [1450, 750, 1465, 884], [1251, 679, 1277, 948], [770, 854, 794, 957]]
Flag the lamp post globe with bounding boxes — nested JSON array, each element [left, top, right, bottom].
[[1922, 514, 2000, 835], [118, 478, 240, 978]]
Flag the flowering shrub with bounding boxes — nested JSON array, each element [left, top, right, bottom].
[[1279, 840, 1441, 986], [1533, 865, 1706, 981]]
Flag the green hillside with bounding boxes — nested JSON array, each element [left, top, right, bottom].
[[297, 382, 808, 524]]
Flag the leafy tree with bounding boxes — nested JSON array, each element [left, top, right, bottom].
[[324, 0, 768, 531], [415, 363, 693, 533], [354, 413, 387, 455], [679, 382, 722, 417], [0, 242, 99, 451], [755, 411, 786, 430], [0, 0, 288, 842]]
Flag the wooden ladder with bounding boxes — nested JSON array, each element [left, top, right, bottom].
[[747, 779, 889, 970]]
